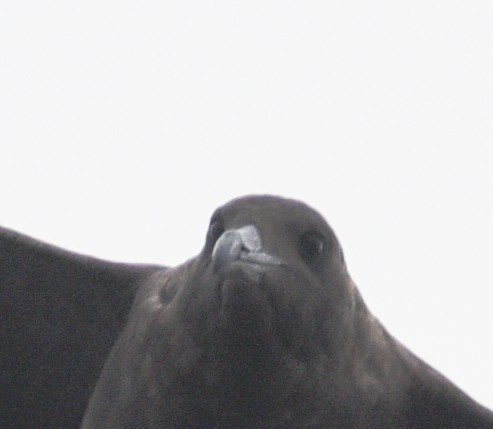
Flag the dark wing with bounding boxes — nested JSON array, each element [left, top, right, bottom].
[[405, 357, 493, 428], [0, 226, 165, 429]]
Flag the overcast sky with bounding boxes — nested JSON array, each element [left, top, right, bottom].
[[1, 1, 492, 409]]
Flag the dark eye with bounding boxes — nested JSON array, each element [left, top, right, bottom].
[[299, 230, 326, 262], [208, 216, 225, 245]]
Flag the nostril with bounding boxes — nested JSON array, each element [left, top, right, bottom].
[[236, 225, 262, 253]]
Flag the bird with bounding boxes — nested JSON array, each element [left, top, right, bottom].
[[1, 195, 492, 428]]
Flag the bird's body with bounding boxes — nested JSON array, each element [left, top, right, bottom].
[[1, 195, 492, 428]]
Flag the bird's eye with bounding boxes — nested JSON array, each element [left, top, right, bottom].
[[208, 217, 225, 245], [299, 230, 326, 262]]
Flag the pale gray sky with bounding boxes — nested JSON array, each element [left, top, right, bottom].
[[1, 1, 492, 408]]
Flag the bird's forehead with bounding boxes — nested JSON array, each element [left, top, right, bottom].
[[216, 195, 329, 231]]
